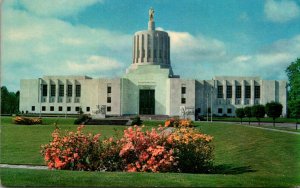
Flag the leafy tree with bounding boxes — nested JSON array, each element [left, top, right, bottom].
[[289, 99, 300, 130], [251, 105, 265, 126], [244, 106, 252, 125], [1, 86, 20, 114], [285, 58, 300, 117], [265, 102, 283, 127], [235, 108, 245, 124]]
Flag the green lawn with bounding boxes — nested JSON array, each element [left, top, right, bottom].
[[1, 116, 300, 187]]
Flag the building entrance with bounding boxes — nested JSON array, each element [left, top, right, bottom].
[[139, 89, 155, 115]]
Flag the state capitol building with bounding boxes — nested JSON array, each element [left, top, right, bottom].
[[20, 9, 287, 120]]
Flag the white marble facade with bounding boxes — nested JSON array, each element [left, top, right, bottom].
[[19, 9, 287, 119]]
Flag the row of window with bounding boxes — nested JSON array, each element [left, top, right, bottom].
[[31, 106, 112, 112], [42, 84, 81, 97], [217, 85, 260, 99], [196, 108, 233, 114]]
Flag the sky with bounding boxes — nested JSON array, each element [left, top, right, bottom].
[[2, 0, 300, 92]]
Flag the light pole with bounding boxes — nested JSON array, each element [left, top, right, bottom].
[[211, 79, 215, 122], [206, 92, 209, 122], [211, 86, 213, 122], [39, 78, 42, 118], [65, 88, 67, 118]]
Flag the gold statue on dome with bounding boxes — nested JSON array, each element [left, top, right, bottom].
[[149, 7, 154, 21]]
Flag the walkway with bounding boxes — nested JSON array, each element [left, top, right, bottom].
[[0, 164, 48, 170], [200, 121, 300, 135], [240, 124, 300, 135]]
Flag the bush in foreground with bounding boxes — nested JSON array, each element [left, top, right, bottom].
[[164, 117, 194, 128], [41, 123, 213, 173], [13, 116, 42, 125]]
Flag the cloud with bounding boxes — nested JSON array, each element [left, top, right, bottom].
[[264, 0, 300, 23], [2, 5, 131, 91], [15, 0, 104, 18], [224, 34, 300, 80], [67, 56, 123, 73], [168, 30, 226, 62], [239, 12, 250, 22]]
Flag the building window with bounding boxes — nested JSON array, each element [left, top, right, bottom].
[[67, 107, 71, 111], [75, 85, 81, 97], [107, 97, 111, 103], [245, 86, 251, 99], [181, 98, 186, 104], [154, 49, 157, 58], [236, 99, 241, 105], [31, 106, 35, 111], [42, 106, 46, 111], [226, 86, 232, 98], [236, 86, 241, 98], [42, 85, 47, 97], [75, 107, 80, 112], [107, 86, 111, 93], [50, 85, 55, 97], [226, 99, 231, 104], [86, 107, 90, 112], [255, 86, 260, 98], [59, 106, 63, 111], [255, 99, 260, 104], [218, 108, 223, 114], [217, 86, 223, 98], [59, 85, 64, 97], [227, 108, 232, 114], [107, 106, 111, 112], [181, 87, 186, 94], [50, 106, 54, 111], [67, 85, 72, 97], [245, 99, 250, 105]]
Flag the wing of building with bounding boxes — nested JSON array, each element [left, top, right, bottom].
[[19, 9, 287, 119]]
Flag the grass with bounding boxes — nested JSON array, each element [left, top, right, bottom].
[[1, 116, 300, 187]]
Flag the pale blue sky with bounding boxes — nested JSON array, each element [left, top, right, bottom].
[[2, 0, 300, 91]]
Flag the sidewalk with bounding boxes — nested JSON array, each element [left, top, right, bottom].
[[200, 120, 300, 135], [0, 164, 48, 170]]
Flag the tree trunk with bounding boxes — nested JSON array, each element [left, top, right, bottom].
[[273, 118, 275, 127]]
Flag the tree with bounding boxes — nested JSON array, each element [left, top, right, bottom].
[[265, 102, 283, 127], [251, 105, 265, 126], [290, 99, 300, 130], [244, 106, 252, 125], [235, 108, 245, 124], [1, 86, 20, 114], [285, 58, 300, 117]]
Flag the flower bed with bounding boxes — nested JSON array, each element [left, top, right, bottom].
[[13, 116, 42, 125], [164, 117, 194, 128], [41, 122, 214, 173]]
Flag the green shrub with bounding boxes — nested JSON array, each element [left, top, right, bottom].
[[74, 115, 89, 125], [131, 116, 143, 126]]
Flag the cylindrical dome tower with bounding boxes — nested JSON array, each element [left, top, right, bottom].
[[131, 8, 171, 69]]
